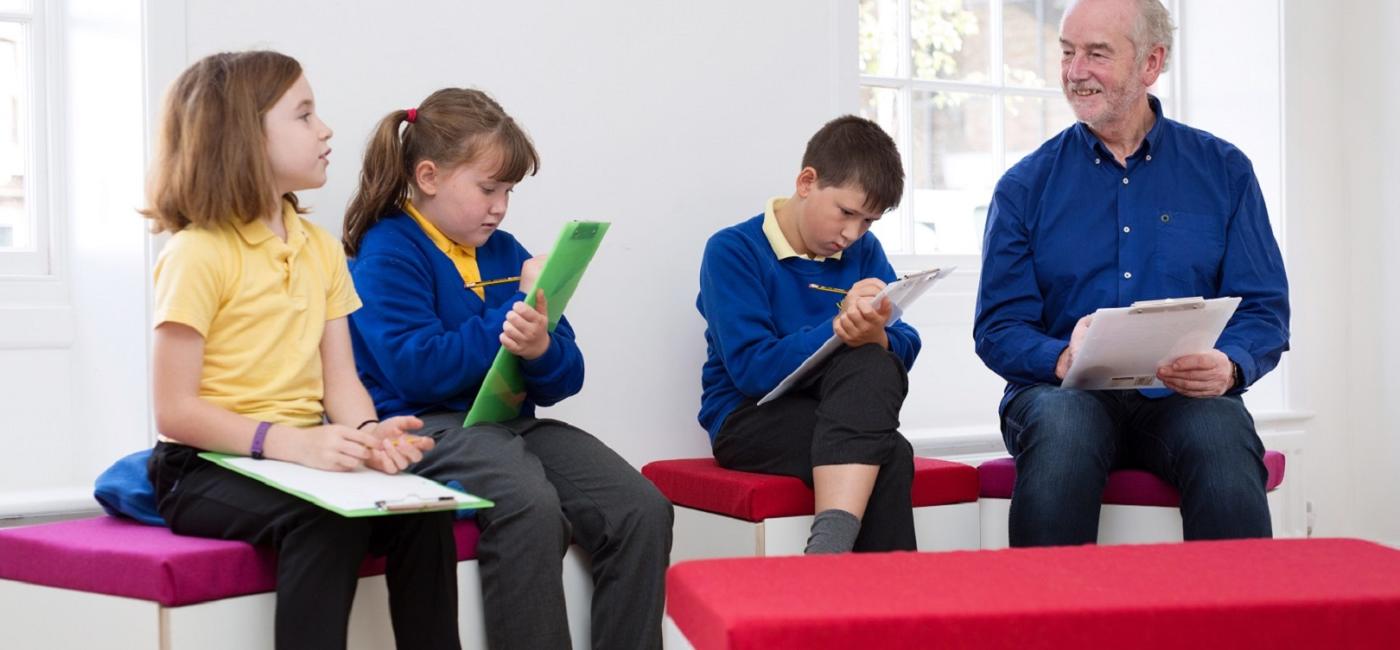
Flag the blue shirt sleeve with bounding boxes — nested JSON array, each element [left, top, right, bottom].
[[519, 312, 585, 406], [350, 253, 515, 405], [699, 232, 833, 397], [973, 176, 1072, 385], [1214, 156, 1290, 389]]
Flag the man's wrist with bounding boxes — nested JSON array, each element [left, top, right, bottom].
[[1230, 361, 1244, 391]]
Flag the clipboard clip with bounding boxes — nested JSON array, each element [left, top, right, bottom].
[[1128, 296, 1206, 314], [570, 222, 601, 239], [375, 495, 458, 513]]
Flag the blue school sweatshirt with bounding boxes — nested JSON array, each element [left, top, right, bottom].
[[349, 213, 583, 418], [696, 214, 921, 441]]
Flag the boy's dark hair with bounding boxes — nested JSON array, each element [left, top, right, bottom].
[[801, 115, 904, 213]]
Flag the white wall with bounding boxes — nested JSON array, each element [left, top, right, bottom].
[[151, 0, 850, 465], [1336, 0, 1400, 544], [0, 0, 146, 518]]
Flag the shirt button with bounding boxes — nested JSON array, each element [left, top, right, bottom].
[[1123, 272, 1133, 280], [1161, 213, 1171, 222], [1146, 154, 1153, 161], [1095, 158, 1101, 165], [1122, 177, 1130, 185], [1123, 226, 1131, 233]]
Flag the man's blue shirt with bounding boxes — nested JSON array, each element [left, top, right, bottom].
[[973, 96, 1290, 413]]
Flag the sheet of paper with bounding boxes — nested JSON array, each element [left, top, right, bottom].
[[757, 267, 955, 406], [464, 221, 610, 426], [202, 453, 493, 517], [1061, 296, 1240, 390]]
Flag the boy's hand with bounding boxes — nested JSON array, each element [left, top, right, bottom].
[[501, 290, 551, 360], [833, 294, 893, 348], [520, 255, 548, 293], [846, 278, 886, 304], [365, 416, 432, 474], [288, 423, 379, 471]]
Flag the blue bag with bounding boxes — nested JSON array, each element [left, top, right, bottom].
[[93, 448, 166, 526]]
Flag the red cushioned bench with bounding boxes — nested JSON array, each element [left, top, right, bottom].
[[642, 457, 980, 561], [664, 538, 1400, 649], [0, 516, 593, 649], [978, 450, 1288, 547]]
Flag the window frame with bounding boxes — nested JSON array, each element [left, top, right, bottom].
[[0, 0, 55, 277], [858, 0, 1181, 266]]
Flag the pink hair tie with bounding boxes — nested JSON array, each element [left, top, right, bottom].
[[406, 108, 418, 124]]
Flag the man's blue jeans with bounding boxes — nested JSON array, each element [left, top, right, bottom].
[[1000, 384, 1272, 547]]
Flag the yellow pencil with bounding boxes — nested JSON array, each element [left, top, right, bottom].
[[464, 276, 522, 290], [807, 283, 848, 295]]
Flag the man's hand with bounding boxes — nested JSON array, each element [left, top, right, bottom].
[[1157, 350, 1234, 398], [833, 279, 893, 349], [1054, 315, 1094, 380]]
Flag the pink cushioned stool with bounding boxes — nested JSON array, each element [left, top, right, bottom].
[[978, 450, 1287, 547], [0, 515, 594, 649], [642, 457, 981, 561]]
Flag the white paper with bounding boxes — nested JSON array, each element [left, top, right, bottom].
[[1061, 296, 1240, 390], [221, 456, 476, 512], [757, 267, 955, 405]]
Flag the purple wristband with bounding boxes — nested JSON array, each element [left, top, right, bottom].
[[251, 421, 272, 460]]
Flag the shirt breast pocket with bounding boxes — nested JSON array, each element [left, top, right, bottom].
[[1153, 211, 1225, 287]]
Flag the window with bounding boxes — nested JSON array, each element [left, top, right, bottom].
[[858, 0, 1175, 257], [0, 0, 48, 275]]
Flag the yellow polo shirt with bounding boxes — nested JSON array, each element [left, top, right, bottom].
[[152, 202, 361, 427], [404, 199, 485, 299], [761, 196, 841, 261]]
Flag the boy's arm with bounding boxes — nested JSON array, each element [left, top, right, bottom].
[[700, 234, 832, 396]]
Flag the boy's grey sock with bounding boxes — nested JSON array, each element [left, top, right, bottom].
[[805, 508, 861, 554]]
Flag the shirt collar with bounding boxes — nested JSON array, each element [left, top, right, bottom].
[[761, 196, 841, 261], [232, 200, 306, 250], [404, 199, 477, 260], [1075, 93, 1167, 163]]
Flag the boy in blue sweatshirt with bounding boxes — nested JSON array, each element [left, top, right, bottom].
[[697, 115, 921, 553]]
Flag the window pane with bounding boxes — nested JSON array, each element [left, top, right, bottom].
[[0, 21, 30, 251], [859, 0, 901, 77], [860, 85, 907, 253], [1003, 0, 1070, 88], [1004, 94, 1076, 169], [911, 91, 995, 255], [912, 0, 991, 83]]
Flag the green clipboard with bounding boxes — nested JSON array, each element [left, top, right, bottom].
[[464, 220, 610, 426], [198, 452, 494, 517]]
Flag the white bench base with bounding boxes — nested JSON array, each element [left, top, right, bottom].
[[662, 615, 694, 650], [669, 501, 980, 563], [978, 489, 1287, 549], [1, 546, 594, 650]]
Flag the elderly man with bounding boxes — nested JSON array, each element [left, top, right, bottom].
[[973, 0, 1289, 546]]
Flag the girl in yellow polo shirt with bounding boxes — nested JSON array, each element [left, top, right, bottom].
[[142, 51, 460, 650]]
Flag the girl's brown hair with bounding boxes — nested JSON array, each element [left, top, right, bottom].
[[141, 51, 306, 233], [343, 88, 539, 256]]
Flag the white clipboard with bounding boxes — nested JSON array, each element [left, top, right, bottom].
[[1061, 296, 1239, 390], [757, 267, 954, 406]]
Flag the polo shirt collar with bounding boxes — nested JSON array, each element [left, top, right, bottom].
[[232, 200, 307, 250], [761, 196, 841, 261], [404, 199, 477, 260]]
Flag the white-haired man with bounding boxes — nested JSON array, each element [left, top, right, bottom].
[[974, 0, 1289, 546]]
